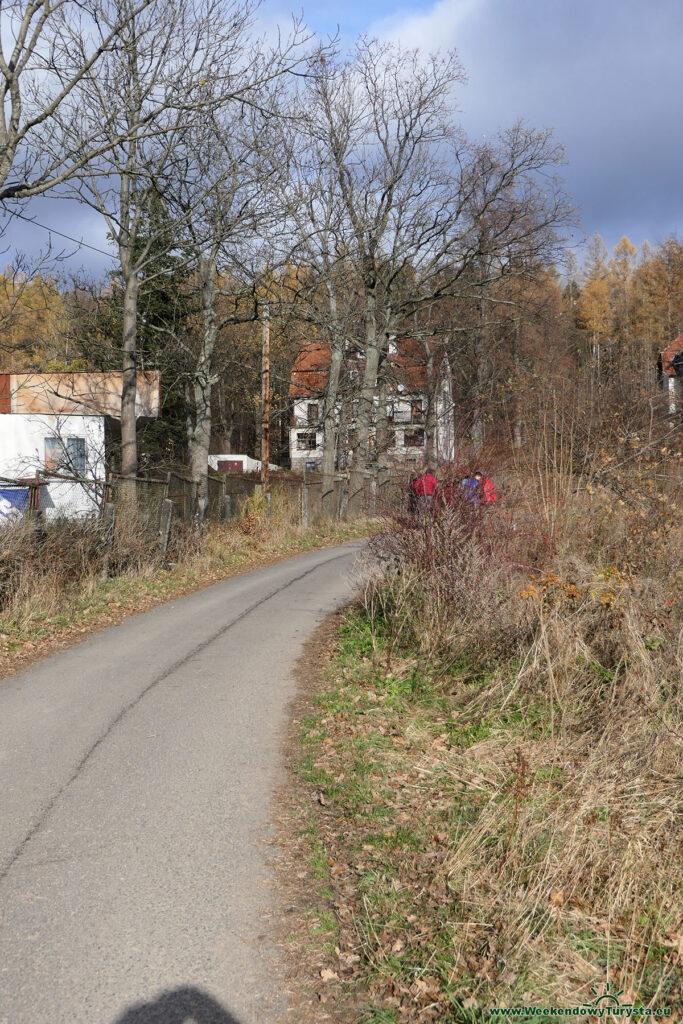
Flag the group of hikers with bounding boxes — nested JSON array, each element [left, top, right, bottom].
[[406, 466, 497, 520]]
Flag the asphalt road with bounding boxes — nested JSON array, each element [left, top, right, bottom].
[[0, 541, 364, 1024]]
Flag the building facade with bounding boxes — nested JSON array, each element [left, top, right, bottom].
[[0, 371, 160, 517], [288, 340, 455, 473], [658, 334, 683, 418]]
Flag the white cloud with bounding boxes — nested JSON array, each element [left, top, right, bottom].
[[369, 0, 486, 52]]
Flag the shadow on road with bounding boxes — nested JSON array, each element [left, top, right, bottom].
[[113, 986, 243, 1024]]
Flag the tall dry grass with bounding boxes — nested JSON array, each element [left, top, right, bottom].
[[359, 443, 682, 1007]]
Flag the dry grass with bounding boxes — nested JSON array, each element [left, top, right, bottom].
[[292, 454, 683, 1021]]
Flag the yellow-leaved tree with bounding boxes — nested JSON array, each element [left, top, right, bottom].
[[0, 271, 69, 370]]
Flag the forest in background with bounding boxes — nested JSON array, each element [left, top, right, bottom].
[[0, 1, 680, 512], [1, 230, 681, 469]]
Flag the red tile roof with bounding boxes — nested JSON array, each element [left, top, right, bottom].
[[661, 334, 683, 376], [289, 338, 434, 397], [385, 337, 430, 392], [289, 342, 332, 397]]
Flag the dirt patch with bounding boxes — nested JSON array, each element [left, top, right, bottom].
[[270, 610, 366, 1024]]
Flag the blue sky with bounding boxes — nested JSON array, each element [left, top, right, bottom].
[[3, 0, 682, 278]]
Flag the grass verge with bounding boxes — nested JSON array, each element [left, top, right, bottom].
[[290, 486, 682, 1023]]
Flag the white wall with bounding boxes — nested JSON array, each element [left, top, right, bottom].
[[288, 388, 455, 471], [290, 400, 323, 470], [0, 414, 105, 517], [208, 454, 278, 473]]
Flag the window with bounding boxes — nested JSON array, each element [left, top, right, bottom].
[[404, 428, 425, 448], [296, 431, 318, 451], [387, 429, 397, 449], [307, 403, 319, 425], [45, 436, 87, 476], [386, 402, 395, 422], [411, 400, 424, 424]]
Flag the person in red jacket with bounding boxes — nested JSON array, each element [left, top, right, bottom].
[[412, 467, 438, 497], [411, 467, 438, 521], [473, 470, 497, 505]]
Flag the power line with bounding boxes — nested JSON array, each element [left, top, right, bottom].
[[5, 208, 116, 259]]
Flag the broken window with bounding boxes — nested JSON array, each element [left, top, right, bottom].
[[404, 428, 425, 448], [307, 403, 319, 425], [411, 400, 424, 423], [296, 431, 318, 451]]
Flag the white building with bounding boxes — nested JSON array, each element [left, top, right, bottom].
[[288, 340, 455, 473], [0, 413, 105, 517], [208, 454, 278, 474], [659, 334, 683, 419], [0, 372, 160, 518]]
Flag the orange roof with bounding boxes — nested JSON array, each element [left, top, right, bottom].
[[660, 334, 683, 376], [289, 342, 332, 397], [289, 338, 434, 397], [386, 337, 430, 392]]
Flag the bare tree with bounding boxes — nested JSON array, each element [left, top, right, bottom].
[[168, 107, 270, 519], [49, 0, 299, 503], [295, 40, 571, 511], [269, 93, 362, 514], [163, 22, 317, 518], [0, 0, 155, 203]]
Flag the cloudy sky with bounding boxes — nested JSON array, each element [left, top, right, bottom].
[[4, 0, 682, 276]]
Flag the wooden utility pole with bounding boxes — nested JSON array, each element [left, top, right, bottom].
[[261, 302, 270, 491]]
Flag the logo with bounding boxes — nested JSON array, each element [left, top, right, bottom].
[[487, 981, 672, 1018], [583, 983, 626, 1010]]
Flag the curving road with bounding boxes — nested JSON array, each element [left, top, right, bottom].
[[0, 541, 363, 1024]]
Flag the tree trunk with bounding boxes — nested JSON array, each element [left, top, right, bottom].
[[320, 282, 345, 517], [348, 287, 381, 516], [120, 269, 139, 507], [424, 342, 436, 464], [513, 324, 523, 449], [471, 336, 486, 455], [321, 338, 344, 518], [189, 256, 218, 523], [217, 390, 233, 453], [375, 370, 388, 458], [374, 370, 392, 512]]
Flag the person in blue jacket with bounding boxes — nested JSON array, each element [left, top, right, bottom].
[[460, 475, 479, 503]]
